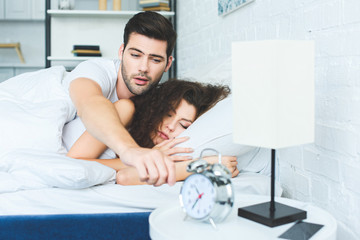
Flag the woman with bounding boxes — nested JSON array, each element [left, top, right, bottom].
[[65, 79, 238, 185]]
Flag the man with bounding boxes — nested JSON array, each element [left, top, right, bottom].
[[63, 11, 177, 186]]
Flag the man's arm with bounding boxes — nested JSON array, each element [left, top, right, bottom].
[[116, 156, 239, 186], [116, 161, 192, 185], [69, 77, 175, 186]]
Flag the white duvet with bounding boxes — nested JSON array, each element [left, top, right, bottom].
[[0, 66, 74, 154], [0, 66, 117, 193]]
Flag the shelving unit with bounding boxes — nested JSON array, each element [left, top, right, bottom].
[[46, 9, 174, 66], [45, 0, 176, 78]]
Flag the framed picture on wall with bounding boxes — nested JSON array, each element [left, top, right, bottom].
[[218, 0, 254, 16]]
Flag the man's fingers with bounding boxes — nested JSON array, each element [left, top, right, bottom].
[[152, 160, 169, 186], [121, 147, 176, 186], [148, 150, 169, 186], [165, 157, 176, 186], [136, 164, 150, 182], [144, 160, 160, 185]]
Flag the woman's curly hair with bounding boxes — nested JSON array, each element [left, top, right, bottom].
[[127, 79, 230, 148]]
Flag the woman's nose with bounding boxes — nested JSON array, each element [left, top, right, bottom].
[[167, 120, 176, 131]]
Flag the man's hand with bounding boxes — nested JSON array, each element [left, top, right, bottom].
[[121, 147, 176, 186]]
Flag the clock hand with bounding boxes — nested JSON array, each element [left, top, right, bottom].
[[192, 198, 199, 209], [192, 185, 200, 195], [191, 193, 204, 209]]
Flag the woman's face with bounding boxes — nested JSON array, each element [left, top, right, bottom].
[[152, 99, 196, 145]]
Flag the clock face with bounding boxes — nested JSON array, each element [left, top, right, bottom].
[[180, 174, 216, 220]]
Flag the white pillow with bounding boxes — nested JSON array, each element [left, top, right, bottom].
[[0, 99, 69, 154], [0, 66, 75, 154], [0, 149, 116, 193], [176, 96, 271, 174]]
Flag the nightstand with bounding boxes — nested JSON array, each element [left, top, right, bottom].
[[149, 194, 336, 240]]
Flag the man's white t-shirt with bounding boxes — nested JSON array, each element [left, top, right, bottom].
[[62, 58, 121, 159], [62, 58, 121, 104]]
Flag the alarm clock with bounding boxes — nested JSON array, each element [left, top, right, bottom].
[[179, 148, 234, 228]]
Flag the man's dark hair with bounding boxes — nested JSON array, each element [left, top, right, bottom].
[[123, 11, 177, 58]]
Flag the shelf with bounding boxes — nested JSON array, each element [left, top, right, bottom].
[[47, 56, 100, 61], [47, 10, 175, 18], [0, 63, 44, 68], [0, 19, 44, 22]]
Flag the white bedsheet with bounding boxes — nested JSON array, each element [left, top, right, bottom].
[[0, 172, 282, 215]]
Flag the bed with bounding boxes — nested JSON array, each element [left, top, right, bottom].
[[0, 66, 280, 239]]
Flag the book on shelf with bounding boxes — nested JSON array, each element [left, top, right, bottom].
[[140, 2, 169, 8], [139, 0, 169, 4], [73, 52, 102, 57], [142, 6, 170, 11], [73, 45, 100, 51], [71, 49, 101, 54], [71, 46, 101, 57]]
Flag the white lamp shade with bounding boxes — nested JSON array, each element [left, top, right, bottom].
[[232, 40, 315, 149]]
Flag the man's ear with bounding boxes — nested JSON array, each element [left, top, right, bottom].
[[118, 44, 125, 60], [164, 56, 173, 72]]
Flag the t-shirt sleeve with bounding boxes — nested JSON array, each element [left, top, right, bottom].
[[62, 59, 117, 99]]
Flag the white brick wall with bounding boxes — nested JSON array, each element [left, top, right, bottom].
[[176, 0, 360, 238]]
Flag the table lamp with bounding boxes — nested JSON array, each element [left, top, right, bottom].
[[232, 40, 315, 227]]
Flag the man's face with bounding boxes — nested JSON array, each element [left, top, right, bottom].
[[119, 33, 173, 96]]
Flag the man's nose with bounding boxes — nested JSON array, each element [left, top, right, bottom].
[[139, 57, 149, 73]]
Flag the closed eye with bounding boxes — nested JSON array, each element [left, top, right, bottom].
[[180, 122, 191, 129]]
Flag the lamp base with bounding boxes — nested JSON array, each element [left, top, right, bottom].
[[238, 201, 307, 227]]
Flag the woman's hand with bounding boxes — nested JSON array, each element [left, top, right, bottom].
[[153, 137, 193, 162], [203, 155, 239, 178]]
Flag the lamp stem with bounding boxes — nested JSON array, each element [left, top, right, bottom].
[[270, 149, 276, 212], [237, 147, 307, 227]]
